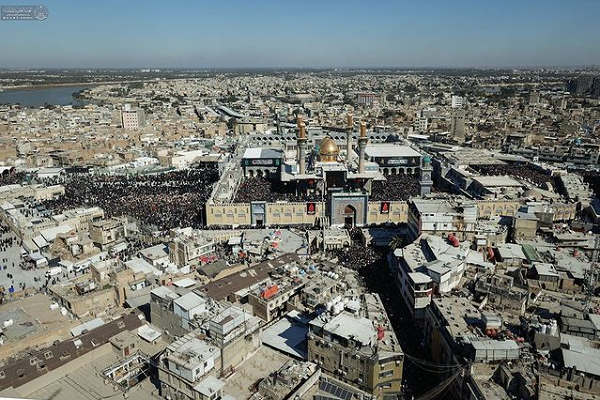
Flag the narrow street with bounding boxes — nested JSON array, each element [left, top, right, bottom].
[[356, 246, 454, 400]]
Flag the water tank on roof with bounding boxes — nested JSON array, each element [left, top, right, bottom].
[[333, 303, 344, 315], [377, 326, 385, 341], [548, 320, 558, 336], [447, 234, 460, 247]]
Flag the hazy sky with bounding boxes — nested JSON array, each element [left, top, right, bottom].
[[1, 0, 599, 69]]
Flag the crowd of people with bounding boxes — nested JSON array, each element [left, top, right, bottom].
[[582, 171, 600, 198], [0, 223, 19, 269], [335, 244, 382, 271], [472, 164, 553, 187], [42, 164, 220, 231], [370, 174, 420, 201], [235, 174, 424, 204], [233, 177, 322, 203], [0, 171, 25, 186]]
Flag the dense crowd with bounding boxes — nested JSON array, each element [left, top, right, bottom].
[[472, 164, 552, 187], [0, 224, 19, 269], [335, 244, 382, 270], [0, 171, 25, 186], [370, 174, 420, 201], [582, 171, 600, 198], [43, 164, 219, 231], [233, 177, 322, 203]]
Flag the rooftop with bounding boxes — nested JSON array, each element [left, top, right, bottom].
[[364, 144, 422, 158]]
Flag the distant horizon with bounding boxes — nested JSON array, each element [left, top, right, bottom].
[[1, 0, 599, 69], [1, 65, 599, 71]]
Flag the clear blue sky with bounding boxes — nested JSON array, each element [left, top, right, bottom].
[[1, 0, 599, 68]]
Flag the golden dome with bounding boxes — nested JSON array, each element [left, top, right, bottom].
[[319, 136, 339, 162]]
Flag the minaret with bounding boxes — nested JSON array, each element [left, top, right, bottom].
[[346, 114, 353, 166], [420, 155, 433, 196], [358, 122, 368, 174], [297, 121, 307, 175]]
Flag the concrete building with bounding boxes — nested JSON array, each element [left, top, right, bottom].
[[408, 199, 477, 241], [248, 280, 304, 323], [169, 233, 215, 267], [89, 218, 127, 250], [450, 109, 466, 142], [120, 104, 144, 130], [158, 332, 223, 400], [307, 294, 403, 399], [389, 244, 433, 319], [451, 95, 464, 109]]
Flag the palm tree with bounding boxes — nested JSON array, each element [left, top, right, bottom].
[[389, 235, 404, 252]]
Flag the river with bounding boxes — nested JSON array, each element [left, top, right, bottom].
[[0, 85, 92, 107]]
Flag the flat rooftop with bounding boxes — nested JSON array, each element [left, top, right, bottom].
[[26, 352, 160, 400], [199, 253, 300, 300], [262, 312, 308, 359], [221, 346, 292, 400], [0, 294, 76, 359], [242, 147, 283, 159], [310, 312, 375, 347], [472, 175, 523, 187], [365, 144, 421, 158]]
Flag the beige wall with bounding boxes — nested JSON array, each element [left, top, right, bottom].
[[551, 202, 578, 221], [266, 202, 323, 225], [308, 337, 403, 399], [206, 198, 575, 228], [54, 287, 118, 317], [366, 201, 408, 224], [32, 185, 65, 201], [206, 202, 324, 227], [206, 203, 251, 226], [221, 328, 261, 372], [476, 200, 520, 219]]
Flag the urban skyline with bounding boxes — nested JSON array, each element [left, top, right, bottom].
[[2, 2, 600, 400]]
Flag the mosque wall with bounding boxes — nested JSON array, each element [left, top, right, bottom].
[[205, 203, 252, 226], [205, 198, 575, 227], [205, 202, 324, 226], [476, 200, 521, 219], [266, 202, 325, 225], [366, 201, 409, 224]]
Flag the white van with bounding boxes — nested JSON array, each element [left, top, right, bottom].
[[45, 266, 62, 278]]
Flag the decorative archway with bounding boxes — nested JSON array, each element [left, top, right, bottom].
[[343, 205, 356, 228]]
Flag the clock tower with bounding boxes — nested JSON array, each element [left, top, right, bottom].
[[420, 155, 433, 196]]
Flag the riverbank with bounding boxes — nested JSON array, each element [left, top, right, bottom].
[[0, 79, 154, 90]]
